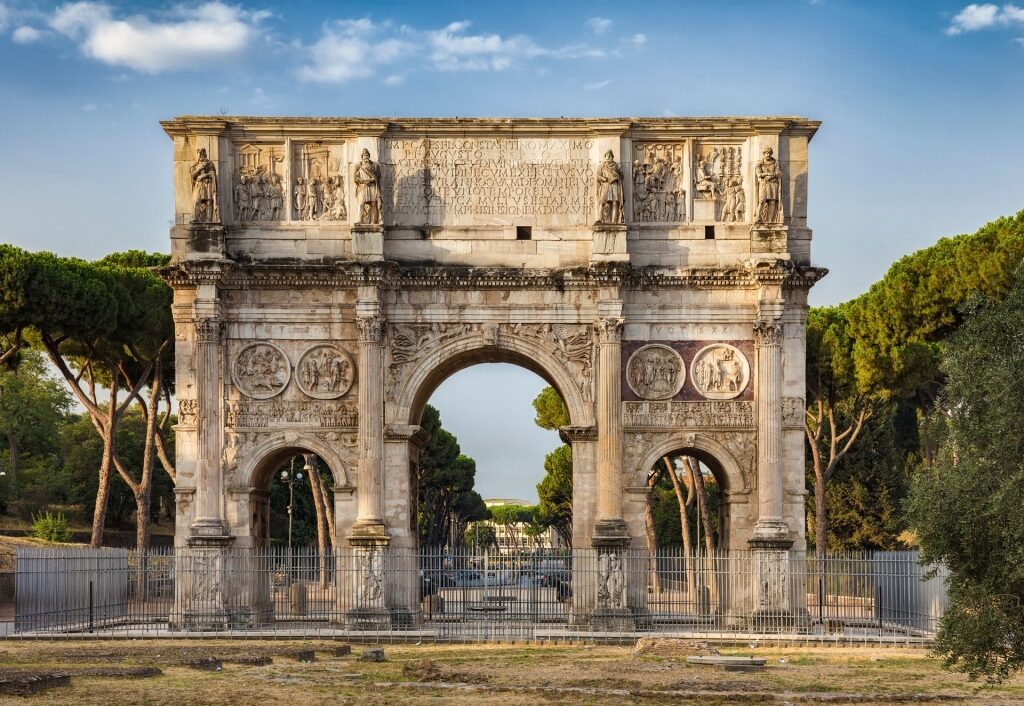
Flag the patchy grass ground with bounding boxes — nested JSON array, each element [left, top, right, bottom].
[[0, 638, 1022, 705]]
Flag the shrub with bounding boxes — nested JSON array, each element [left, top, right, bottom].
[[30, 510, 72, 543]]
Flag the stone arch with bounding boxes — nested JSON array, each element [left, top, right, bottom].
[[238, 431, 353, 491], [389, 330, 595, 428], [633, 432, 750, 497]]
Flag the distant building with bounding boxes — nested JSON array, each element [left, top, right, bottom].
[[477, 498, 564, 552]]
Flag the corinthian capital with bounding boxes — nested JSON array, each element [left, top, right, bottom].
[[594, 316, 625, 343], [357, 315, 386, 344], [194, 317, 223, 344], [753, 319, 784, 346]]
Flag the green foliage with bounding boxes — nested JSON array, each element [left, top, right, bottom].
[[846, 209, 1024, 398], [59, 410, 175, 528], [535, 444, 573, 547], [907, 268, 1024, 681], [31, 510, 72, 543], [464, 521, 496, 550], [532, 386, 570, 430], [810, 400, 918, 550], [417, 405, 482, 547], [489, 503, 533, 526], [0, 349, 71, 476]]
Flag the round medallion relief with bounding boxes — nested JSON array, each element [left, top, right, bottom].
[[232, 342, 290, 400], [296, 345, 355, 399], [690, 344, 750, 400], [626, 344, 685, 400]]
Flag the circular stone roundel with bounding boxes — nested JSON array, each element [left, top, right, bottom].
[[626, 344, 685, 400], [296, 345, 355, 399], [232, 342, 291, 400], [690, 343, 750, 400]]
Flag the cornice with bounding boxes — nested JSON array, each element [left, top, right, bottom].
[[160, 116, 821, 142]]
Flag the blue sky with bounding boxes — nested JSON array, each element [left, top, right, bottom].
[[1, 0, 1022, 500]]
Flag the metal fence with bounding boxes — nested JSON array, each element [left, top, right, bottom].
[[13, 546, 948, 641]]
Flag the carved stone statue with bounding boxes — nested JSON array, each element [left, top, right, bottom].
[[234, 175, 252, 222], [595, 150, 624, 225], [755, 146, 783, 224], [722, 175, 745, 223], [190, 148, 219, 223], [268, 174, 284, 220], [354, 148, 382, 225]]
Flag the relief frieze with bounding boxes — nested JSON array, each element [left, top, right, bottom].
[[225, 400, 357, 429], [232, 342, 290, 400], [623, 400, 755, 429]]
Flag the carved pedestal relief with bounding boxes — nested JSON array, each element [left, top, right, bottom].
[[691, 344, 750, 400], [597, 549, 626, 609], [694, 145, 745, 223], [297, 345, 355, 399], [626, 344, 685, 400], [631, 142, 686, 222], [234, 143, 285, 223], [232, 343, 291, 400]]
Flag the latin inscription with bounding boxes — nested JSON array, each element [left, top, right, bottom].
[[383, 138, 594, 222]]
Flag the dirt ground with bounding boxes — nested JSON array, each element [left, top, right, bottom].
[[0, 638, 1022, 705]]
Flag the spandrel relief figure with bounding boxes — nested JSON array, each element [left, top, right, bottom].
[[354, 148, 383, 225], [755, 146, 783, 224], [190, 148, 220, 223], [595, 150, 624, 224]]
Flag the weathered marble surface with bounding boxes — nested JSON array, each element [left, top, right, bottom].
[[163, 116, 824, 626]]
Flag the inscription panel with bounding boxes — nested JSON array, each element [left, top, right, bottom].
[[383, 138, 594, 224]]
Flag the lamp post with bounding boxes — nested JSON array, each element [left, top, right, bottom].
[[281, 458, 304, 554]]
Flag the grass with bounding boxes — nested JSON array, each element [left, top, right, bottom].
[[0, 639, 1021, 704]]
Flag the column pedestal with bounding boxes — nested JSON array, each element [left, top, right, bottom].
[[590, 223, 628, 264], [177, 535, 233, 631], [346, 536, 392, 630], [351, 224, 384, 262]]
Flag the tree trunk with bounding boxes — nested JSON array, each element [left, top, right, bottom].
[[664, 456, 696, 600], [814, 472, 828, 554], [304, 454, 329, 588], [91, 425, 115, 548], [686, 457, 718, 604], [6, 431, 18, 483], [644, 468, 661, 593]]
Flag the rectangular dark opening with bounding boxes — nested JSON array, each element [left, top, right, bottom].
[[704, 225, 716, 240], [516, 226, 532, 240]]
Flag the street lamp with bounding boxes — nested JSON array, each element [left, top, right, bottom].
[[280, 458, 304, 554]]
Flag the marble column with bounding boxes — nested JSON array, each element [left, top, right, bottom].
[[752, 319, 788, 540], [352, 313, 387, 535], [189, 316, 227, 539], [593, 315, 627, 541]]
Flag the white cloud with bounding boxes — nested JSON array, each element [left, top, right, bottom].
[[584, 79, 610, 91], [298, 18, 604, 83], [585, 16, 612, 35], [296, 18, 413, 84], [629, 33, 647, 48], [427, 20, 544, 71], [946, 3, 1024, 34], [48, 1, 268, 73], [0, 4, 9, 32], [12, 25, 44, 43]]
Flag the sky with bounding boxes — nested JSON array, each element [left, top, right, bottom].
[[1, 0, 1022, 501]]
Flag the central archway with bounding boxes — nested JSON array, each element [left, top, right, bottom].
[[383, 330, 598, 551]]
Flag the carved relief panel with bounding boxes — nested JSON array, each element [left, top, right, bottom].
[[693, 143, 746, 223], [292, 142, 347, 222], [625, 344, 685, 400], [631, 142, 687, 222], [296, 345, 355, 399], [232, 143, 286, 223], [506, 323, 594, 402], [690, 344, 750, 400], [232, 343, 290, 400]]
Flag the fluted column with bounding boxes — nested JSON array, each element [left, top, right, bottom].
[[753, 319, 788, 540], [190, 316, 227, 538], [594, 315, 627, 541], [353, 313, 386, 534]]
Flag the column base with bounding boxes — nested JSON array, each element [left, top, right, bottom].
[[348, 520, 390, 544], [588, 607, 635, 631], [188, 518, 231, 542], [346, 606, 392, 631], [750, 519, 793, 548], [592, 518, 630, 546]]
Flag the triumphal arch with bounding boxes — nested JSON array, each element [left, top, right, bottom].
[[162, 116, 824, 629]]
